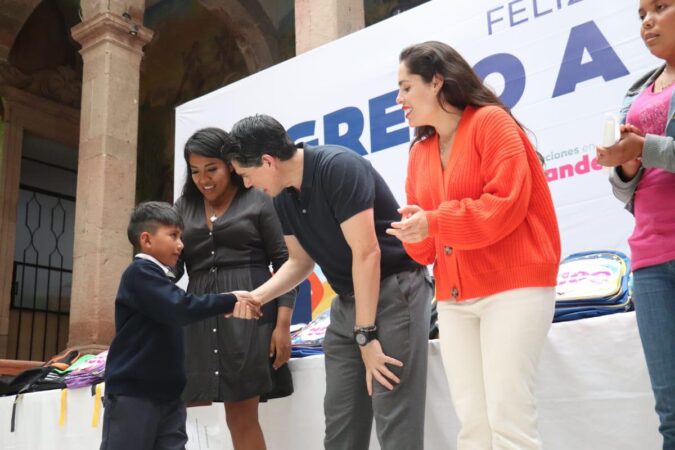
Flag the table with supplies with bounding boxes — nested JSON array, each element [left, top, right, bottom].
[[0, 312, 660, 449]]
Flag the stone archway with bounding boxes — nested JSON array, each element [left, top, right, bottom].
[[196, 0, 276, 75], [0, 0, 42, 60]]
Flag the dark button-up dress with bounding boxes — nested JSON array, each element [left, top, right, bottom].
[[175, 188, 295, 402]]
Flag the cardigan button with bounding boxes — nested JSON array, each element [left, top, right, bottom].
[[444, 246, 453, 255]]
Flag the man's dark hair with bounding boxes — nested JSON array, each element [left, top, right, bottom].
[[127, 201, 183, 253], [228, 114, 297, 167]]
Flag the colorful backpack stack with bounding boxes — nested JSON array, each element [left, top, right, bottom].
[[290, 308, 331, 358], [63, 351, 107, 388], [554, 250, 633, 322]]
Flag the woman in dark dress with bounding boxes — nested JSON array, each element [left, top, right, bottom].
[[174, 127, 295, 450]]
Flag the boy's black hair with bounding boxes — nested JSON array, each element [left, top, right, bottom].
[[127, 201, 184, 253]]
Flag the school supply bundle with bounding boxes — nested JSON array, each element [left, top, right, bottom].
[[290, 308, 330, 357], [0, 348, 88, 432], [554, 250, 633, 322], [63, 351, 107, 388], [0, 348, 82, 397]]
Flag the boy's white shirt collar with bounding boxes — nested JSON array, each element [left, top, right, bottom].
[[135, 253, 174, 278]]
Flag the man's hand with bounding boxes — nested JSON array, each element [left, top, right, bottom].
[[359, 340, 403, 396], [596, 124, 645, 168], [229, 291, 262, 319], [269, 326, 291, 370], [386, 205, 429, 243]]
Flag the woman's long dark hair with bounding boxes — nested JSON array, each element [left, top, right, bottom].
[[181, 127, 244, 203], [399, 41, 533, 151]]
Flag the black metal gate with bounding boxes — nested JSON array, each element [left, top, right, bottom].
[[10, 185, 74, 361]]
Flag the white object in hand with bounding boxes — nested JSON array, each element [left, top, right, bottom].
[[602, 113, 618, 147]]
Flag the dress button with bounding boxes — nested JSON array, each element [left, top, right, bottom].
[[452, 287, 459, 297], [214, 371, 219, 376], [301, 209, 307, 214], [210, 266, 216, 273], [444, 246, 453, 255], [212, 328, 217, 333], [213, 349, 218, 354], [211, 250, 215, 255], [209, 231, 212, 236]]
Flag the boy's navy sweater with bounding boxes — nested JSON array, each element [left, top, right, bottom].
[[105, 258, 236, 401]]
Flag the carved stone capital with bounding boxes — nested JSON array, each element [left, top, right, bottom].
[[71, 12, 153, 57], [80, 0, 145, 23]]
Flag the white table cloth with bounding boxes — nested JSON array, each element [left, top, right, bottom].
[[0, 312, 660, 449]]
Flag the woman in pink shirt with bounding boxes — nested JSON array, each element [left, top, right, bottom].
[[596, 1, 675, 447]]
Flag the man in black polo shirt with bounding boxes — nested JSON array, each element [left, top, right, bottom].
[[226, 114, 432, 450]]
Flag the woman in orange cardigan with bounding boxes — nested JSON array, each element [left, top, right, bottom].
[[388, 41, 561, 450]]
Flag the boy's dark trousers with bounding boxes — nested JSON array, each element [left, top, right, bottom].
[[99, 394, 187, 450]]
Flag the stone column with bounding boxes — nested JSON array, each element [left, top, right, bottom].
[[68, 7, 152, 351], [295, 0, 365, 54], [0, 49, 13, 358], [0, 108, 21, 358]]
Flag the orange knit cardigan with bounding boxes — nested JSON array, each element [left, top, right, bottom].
[[403, 106, 561, 301]]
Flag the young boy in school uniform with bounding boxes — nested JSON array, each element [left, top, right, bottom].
[[100, 201, 260, 450]]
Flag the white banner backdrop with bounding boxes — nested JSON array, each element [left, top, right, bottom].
[[175, 0, 659, 260]]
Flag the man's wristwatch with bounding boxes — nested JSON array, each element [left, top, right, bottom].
[[354, 325, 378, 346]]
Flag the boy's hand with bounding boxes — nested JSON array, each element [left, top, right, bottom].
[[230, 291, 262, 319]]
